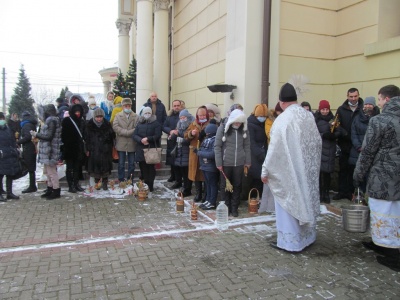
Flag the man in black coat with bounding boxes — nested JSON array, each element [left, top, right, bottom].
[[17, 111, 38, 193], [334, 88, 364, 200], [163, 100, 183, 185]]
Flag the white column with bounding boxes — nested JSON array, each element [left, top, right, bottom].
[[130, 15, 137, 60], [116, 19, 132, 75], [153, 0, 170, 104], [136, 0, 154, 109]]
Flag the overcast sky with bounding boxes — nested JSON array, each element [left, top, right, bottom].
[[0, 0, 118, 105]]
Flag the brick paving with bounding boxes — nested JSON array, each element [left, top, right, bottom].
[[0, 180, 399, 299]]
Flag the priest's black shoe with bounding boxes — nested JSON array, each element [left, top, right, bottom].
[[7, 193, 19, 200], [376, 255, 400, 272], [167, 176, 175, 183]]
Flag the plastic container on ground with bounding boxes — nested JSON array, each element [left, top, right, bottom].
[[216, 201, 229, 230]]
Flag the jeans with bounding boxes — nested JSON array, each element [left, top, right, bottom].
[[118, 151, 135, 181], [203, 171, 218, 206]]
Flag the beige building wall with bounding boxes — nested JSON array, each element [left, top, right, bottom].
[[172, 0, 227, 114], [279, 0, 400, 111]]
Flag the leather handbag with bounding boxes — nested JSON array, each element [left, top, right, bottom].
[[143, 137, 162, 164]]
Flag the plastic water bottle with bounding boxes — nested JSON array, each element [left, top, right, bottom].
[[216, 201, 229, 230]]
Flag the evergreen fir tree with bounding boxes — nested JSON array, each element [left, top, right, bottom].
[[125, 56, 137, 111], [112, 70, 126, 98], [59, 86, 69, 99], [8, 65, 36, 117]]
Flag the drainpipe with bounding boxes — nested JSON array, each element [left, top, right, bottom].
[[261, 0, 272, 106], [169, 0, 174, 110]]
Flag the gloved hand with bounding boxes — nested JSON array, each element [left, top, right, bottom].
[[30, 130, 37, 137], [176, 137, 184, 144]]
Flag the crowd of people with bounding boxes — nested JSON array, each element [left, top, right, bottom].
[[0, 83, 399, 271]]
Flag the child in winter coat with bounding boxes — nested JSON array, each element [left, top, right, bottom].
[[195, 124, 219, 210]]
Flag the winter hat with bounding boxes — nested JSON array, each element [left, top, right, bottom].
[[179, 109, 191, 118], [253, 104, 268, 117], [364, 96, 376, 106], [279, 83, 297, 102], [142, 107, 152, 115], [65, 91, 73, 101], [0, 112, 5, 119], [319, 100, 330, 110], [88, 96, 96, 106], [223, 109, 247, 141], [93, 108, 105, 117], [21, 111, 31, 118], [205, 124, 218, 136], [205, 103, 221, 122], [121, 98, 132, 106], [56, 97, 65, 104]]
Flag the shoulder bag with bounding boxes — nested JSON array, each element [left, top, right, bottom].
[[143, 137, 162, 164], [69, 117, 87, 153]]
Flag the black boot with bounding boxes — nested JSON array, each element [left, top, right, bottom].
[[6, 177, 19, 200], [194, 181, 203, 202], [74, 181, 85, 192], [0, 175, 5, 194], [41, 187, 53, 198], [66, 169, 77, 193], [324, 190, 331, 204], [22, 172, 38, 193], [0, 193, 7, 202], [170, 181, 182, 189], [102, 178, 108, 191], [46, 188, 61, 200]]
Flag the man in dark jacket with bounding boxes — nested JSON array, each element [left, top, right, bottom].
[[354, 84, 400, 272], [333, 88, 364, 200], [144, 92, 167, 129], [163, 99, 183, 185], [17, 111, 38, 193]]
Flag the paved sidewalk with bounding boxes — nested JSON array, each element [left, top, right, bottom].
[[0, 179, 399, 299]]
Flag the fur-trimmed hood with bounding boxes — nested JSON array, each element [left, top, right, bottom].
[[222, 109, 248, 142]]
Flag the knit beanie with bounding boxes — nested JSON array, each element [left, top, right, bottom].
[[253, 104, 268, 117], [205, 124, 218, 136], [88, 96, 96, 106], [279, 83, 297, 102], [364, 96, 376, 106], [179, 109, 191, 118], [318, 100, 330, 110], [93, 108, 105, 117], [142, 107, 152, 115], [121, 98, 132, 106]]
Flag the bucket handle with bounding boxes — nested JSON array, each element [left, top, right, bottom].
[[177, 191, 183, 200], [248, 188, 260, 204]]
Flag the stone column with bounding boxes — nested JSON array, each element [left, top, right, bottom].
[[136, 0, 154, 109], [153, 0, 170, 104], [116, 18, 132, 75], [130, 15, 138, 60]]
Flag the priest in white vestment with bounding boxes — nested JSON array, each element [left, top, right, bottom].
[[261, 83, 322, 252]]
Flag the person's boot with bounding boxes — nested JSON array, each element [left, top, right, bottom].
[[225, 199, 232, 215], [22, 172, 38, 193], [41, 187, 53, 198], [167, 167, 175, 182], [170, 181, 182, 189], [0, 175, 5, 194], [6, 177, 19, 200], [194, 181, 203, 202], [0, 193, 7, 202], [102, 178, 108, 191], [73, 169, 84, 192], [46, 188, 61, 200], [376, 254, 400, 272], [202, 182, 207, 203], [66, 169, 77, 193]]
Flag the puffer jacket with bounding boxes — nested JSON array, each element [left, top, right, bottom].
[[163, 109, 180, 165], [354, 96, 400, 200], [315, 111, 340, 173], [0, 125, 20, 176], [17, 112, 38, 172], [112, 110, 138, 152], [36, 105, 61, 166], [133, 115, 162, 162], [214, 123, 251, 168], [349, 109, 379, 165], [197, 136, 218, 173], [247, 114, 267, 178]]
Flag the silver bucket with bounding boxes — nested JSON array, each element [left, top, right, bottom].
[[341, 205, 370, 233]]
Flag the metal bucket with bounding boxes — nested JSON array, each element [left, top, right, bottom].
[[341, 205, 370, 233]]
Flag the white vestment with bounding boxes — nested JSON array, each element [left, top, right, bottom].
[[262, 104, 322, 251]]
